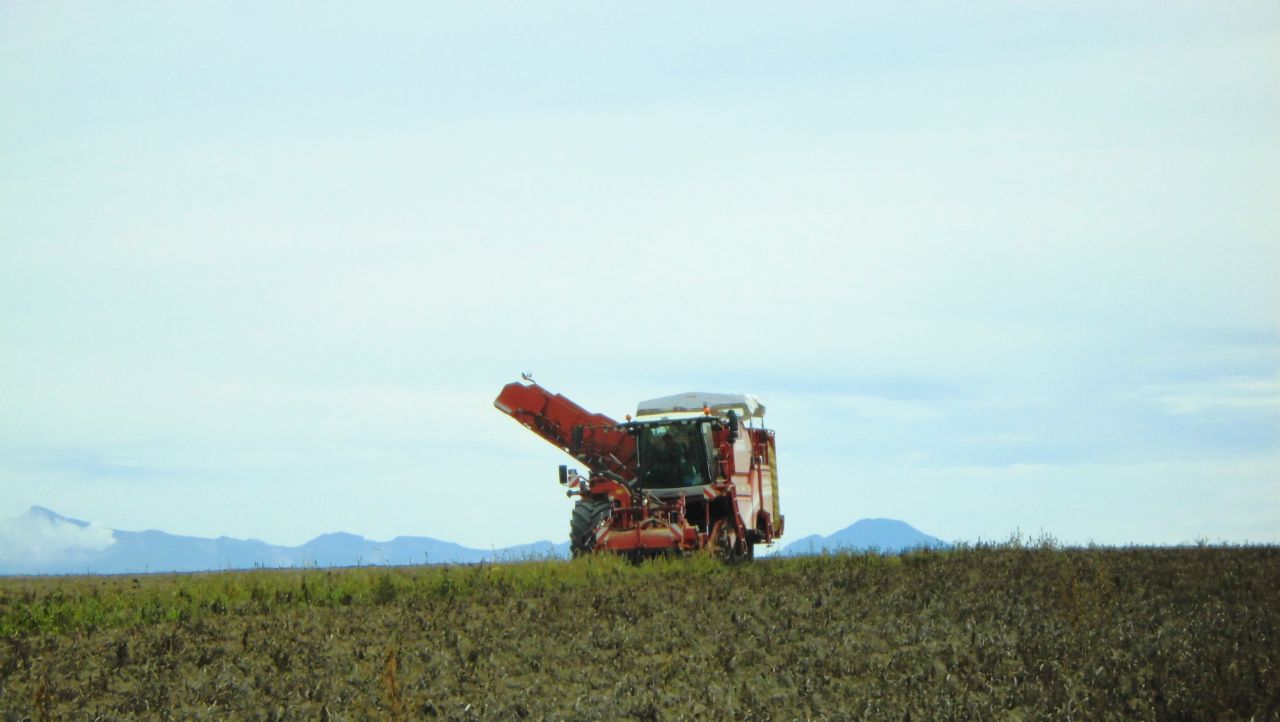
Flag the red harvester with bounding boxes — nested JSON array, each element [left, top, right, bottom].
[[494, 380, 783, 560]]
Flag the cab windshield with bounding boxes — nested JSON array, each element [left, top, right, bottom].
[[636, 422, 713, 489]]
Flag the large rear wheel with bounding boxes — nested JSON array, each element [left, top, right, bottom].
[[569, 498, 611, 557]]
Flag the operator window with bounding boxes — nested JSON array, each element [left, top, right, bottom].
[[636, 424, 712, 489]]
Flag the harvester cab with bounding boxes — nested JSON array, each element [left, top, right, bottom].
[[494, 381, 783, 561]]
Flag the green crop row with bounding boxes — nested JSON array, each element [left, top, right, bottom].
[[0, 551, 748, 637]]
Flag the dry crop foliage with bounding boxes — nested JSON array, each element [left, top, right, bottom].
[[1, 544, 1277, 721]]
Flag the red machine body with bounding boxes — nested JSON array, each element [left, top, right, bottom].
[[494, 380, 784, 560]]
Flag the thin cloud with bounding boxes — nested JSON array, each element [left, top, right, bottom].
[[0, 509, 116, 566], [1139, 373, 1280, 415]]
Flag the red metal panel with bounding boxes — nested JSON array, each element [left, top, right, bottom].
[[599, 523, 699, 551], [494, 381, 638, 482]]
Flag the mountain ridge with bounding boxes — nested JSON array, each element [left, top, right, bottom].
[[774, 518, 949, 556], [0, 506, 569, 576], [1, 506, 951, 575]]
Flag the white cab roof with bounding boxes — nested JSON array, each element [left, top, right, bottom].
[[636, 392, 765, 419]]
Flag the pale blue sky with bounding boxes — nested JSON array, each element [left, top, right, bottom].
[[2, 2, 1277, 548]]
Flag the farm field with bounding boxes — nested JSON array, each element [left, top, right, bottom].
[[2, 544, 1277, 721]]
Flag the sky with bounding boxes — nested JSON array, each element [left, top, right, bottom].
[[2, 2, 1277, 550]]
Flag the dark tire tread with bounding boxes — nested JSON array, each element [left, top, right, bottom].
[[569, 498, 611, 557]]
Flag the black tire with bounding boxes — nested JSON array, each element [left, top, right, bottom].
[[569, 497, 611, 557]]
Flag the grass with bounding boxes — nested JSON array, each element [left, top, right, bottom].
[[1, 543, 1277, 720]]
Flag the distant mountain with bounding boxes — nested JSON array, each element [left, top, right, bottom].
[[0, 507, 569, 576], [0, 507, 951, 574], [775, 518, 949, 556]]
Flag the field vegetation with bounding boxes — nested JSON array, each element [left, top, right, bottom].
[[1, 541, 1277, 720]]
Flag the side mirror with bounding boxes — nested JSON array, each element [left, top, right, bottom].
[[726, 410, 739, 443], [560, 466, 585, 492]]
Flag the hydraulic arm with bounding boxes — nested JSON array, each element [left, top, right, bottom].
[[493, 381, 638, 482]]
